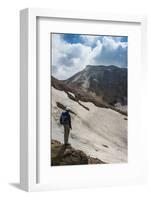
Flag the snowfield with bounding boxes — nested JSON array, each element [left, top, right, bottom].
[[51, 87, 128, 163]]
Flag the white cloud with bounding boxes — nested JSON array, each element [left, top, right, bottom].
[[52, 34, 127, 80], [80, 35, 101, 46], [52, 34, 92, 80]]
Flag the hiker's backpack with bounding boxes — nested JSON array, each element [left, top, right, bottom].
[[60, 112, 69, 125]]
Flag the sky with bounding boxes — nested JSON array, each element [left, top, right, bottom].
[[51, 33, 128, 80]]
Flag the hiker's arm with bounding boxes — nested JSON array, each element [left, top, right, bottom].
[[69, 114, 72, 129], [59, 114, 62, 124]]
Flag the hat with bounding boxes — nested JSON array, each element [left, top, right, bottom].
[[65, 106, 70, 111]]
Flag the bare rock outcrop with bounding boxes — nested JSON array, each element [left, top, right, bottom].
[[51, 140, 106, 166]]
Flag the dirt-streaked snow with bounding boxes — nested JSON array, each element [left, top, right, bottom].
[[51, 87, 127, 163]]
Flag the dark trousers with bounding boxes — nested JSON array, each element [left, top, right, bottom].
[[64, 124, 70, 145]]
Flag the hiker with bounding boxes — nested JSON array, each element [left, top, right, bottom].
[[60, 107, 72, 145]]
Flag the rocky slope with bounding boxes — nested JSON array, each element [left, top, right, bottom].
[[52, 65, 127, 115], [51, 87, 127, 164], [65, 65, 127, 104], [51, 140, 106, 166]]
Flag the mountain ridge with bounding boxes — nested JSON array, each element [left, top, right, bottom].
[[52, 65, 127, 115]]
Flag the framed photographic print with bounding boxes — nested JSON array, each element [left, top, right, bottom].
[[20, 8, 147, 191]]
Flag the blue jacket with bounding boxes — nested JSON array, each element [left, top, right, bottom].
[[60, 111, 72, 128]]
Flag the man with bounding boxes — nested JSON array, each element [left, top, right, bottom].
[[60, 107, 72, 146]]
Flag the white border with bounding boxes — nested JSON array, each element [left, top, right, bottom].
[[38, 16, 140, 184], [20, 8, 147, 191]]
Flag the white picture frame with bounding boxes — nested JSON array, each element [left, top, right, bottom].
[[20, 8, 147, 192]]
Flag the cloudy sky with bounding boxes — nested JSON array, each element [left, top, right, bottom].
[[51, 33, 128, 80]]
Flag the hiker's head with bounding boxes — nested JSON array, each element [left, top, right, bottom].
[[65, 106, 70, 112]]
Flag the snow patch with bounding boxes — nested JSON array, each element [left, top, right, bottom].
[[51, 87, 127, 163]]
